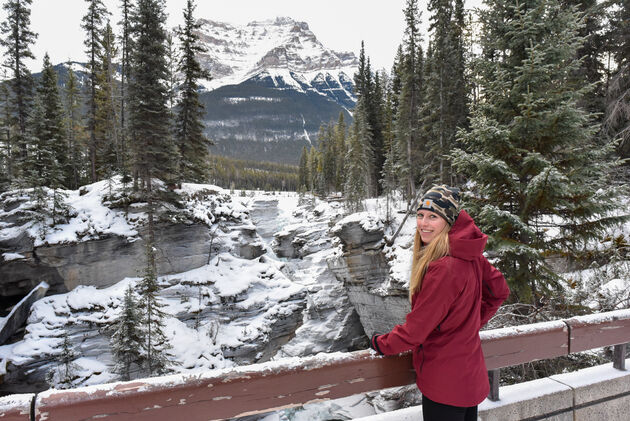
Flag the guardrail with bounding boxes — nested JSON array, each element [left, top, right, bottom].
[[1, 309, 629, 421]]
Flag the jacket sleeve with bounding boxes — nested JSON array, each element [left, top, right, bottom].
[[374, 260, 463, 355], [479, 257, 510, 327]]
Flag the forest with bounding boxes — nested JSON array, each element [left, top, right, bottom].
[[298, 0, 630, 305]]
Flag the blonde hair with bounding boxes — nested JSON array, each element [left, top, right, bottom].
[[408, 224, 451, 301]]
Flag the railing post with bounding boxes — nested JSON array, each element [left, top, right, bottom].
[[488, 369, 500, 401], [613, 343, 627, 370]]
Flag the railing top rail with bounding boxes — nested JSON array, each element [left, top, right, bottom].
[[1, 309, 629, 421]]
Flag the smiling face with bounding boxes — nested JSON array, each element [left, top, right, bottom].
[[416, 209, 448, 245]]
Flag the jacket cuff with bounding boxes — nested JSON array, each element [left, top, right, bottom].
[[370, 334, 384, 355]]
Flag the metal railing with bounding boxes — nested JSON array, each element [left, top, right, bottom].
[[1, 309, 629, 421]]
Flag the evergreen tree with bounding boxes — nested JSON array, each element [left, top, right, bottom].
[[0, 0, 37, 171], [344, 99, 373, 212], [604, 0, 630, 164], [82, 0, 110, 182], [139, 229, 171, 376], [94, 21, 120, 179], [64, 66, 86, 189], [333, 112, 347, 192], [395, 0, 424, 199], [175, 0, 212, 184], [453, 0, 627, 302], [297, 145, 309, 190], [422, 0, 469, 185], [118, 0, 134, 182], [0, 75, 12, 190], [111, 284, 144, 381], [129, 0, 178, 192], [47, 332, 78, 389], [321, 122, 336, 194]]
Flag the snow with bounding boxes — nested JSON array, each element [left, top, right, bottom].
[[479, 320, 567, 341], [2, 252, 25, 261]]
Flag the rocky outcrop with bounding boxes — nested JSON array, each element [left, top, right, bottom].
[[327, 215, 410, 338]]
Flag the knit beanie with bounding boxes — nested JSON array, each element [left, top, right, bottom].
[[417, 185, 461, 225]]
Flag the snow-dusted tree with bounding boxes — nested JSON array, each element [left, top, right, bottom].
[[64, 65, 86, 189], [129, 0, 178, 191], [453, 0, 627, 303], [47, 332, 78, 389], [175, 0, 212, 184], [94, 21, 120, 179], [82, 0, 110, 182], [422, 0, 469, 185], [333, 112, 347, 192], [118, 0, 134, 183], [0, 75, 11, 191], [604, 0, 630, 167], [138, 230, 172, 376], [395, 0, 425, 199], [344, 99, 373, 212], [297, 146, 309, 190], [0, 0, 37, 171], [111, 284, 144, 381]]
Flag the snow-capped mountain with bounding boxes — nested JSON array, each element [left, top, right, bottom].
[[196, 17, 358, 164], [196, 17, 357, 93]]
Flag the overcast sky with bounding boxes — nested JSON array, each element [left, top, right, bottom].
[[1, 0, 480, 75]]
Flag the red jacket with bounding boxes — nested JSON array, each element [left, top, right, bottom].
[[372, 210, 509, 407]]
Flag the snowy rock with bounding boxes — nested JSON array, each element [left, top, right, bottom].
[[328, 214, 410, 338]]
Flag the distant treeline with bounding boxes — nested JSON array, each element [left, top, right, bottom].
[[208, 155, 298, 191]]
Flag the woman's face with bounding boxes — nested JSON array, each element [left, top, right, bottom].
[[416, 209, 448, 245]]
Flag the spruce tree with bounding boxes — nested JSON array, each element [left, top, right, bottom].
[[175, 0, 212, 184], [64, 66, 86, 189], [333, 112, 347, 192], [111, 284, 144, 381], [0, 75, 12, 190], [604, 0, 630, 164], [118, 0, 134, 182], [82, 0, 110, 182], [344, 99, 373, 212], [395, 0, 424, 199], [298, 145, 309, 190], [129, 0, 178, 191], [139, 231, 171, 376], [0, 0, 37, 179], [94, 21, 119, 179], [47, 332, 78, 389], [453, 0, 627, 302]]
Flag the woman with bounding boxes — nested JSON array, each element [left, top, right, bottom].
[[370, 185, 509, 421]]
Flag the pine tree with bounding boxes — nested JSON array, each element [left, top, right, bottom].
[[0, 75, 12, 190], [175, 0, 212, 184], [453, 0, 627, 302], [333, 112, 347, 192], [118, 0, 134, 182], [47, 332, 78, 389], [604, 0, 630, 165], [395, 0, 424, 199], [344, 99, 373, 212], [422, 0, 469, 185], [129, 0, 178, 192], [139, 228, 171, 376], [297, 145, 309, 190], [0, 0, 37, 179], [82, 0, 110, 182], [94, 21, 120, 179], [64, 65, 86, 189], [111, 284, 144, 381]]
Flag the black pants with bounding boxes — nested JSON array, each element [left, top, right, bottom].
[[422, 395, 478, 421]]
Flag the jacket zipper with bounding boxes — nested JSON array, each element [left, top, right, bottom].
[[418, 345, 424, 374]]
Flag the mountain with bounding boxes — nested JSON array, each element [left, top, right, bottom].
[[196, 17, 358, 164], [33, 18, 358, 166]]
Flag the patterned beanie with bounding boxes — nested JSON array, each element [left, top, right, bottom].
[[417, 185, 461, 225]]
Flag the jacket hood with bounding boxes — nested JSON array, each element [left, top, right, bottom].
[[448, 210, 487, 261]]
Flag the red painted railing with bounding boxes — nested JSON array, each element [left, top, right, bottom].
[[1, 309, 629, 421]]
